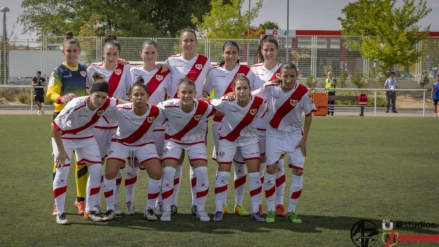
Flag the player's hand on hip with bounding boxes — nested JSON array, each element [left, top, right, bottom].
[[56, 151, 70, 168], [295, 138, 307, 157]]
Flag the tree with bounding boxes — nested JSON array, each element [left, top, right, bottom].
[[338, 0, 431, 75], [339, 69, 348, 88], [259, 21, 279, 30], [351, 68, 368, 88]]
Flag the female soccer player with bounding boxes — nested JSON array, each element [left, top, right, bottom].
[[87, 34, 134, 216], [252, 63, 315, 223], [158, 78, 214, 222], [103, 77, 167, 221], [162, 28, 213, 216], [210, 75, 265, 222], [250, 35, 287, 217], [52, 73, 122, 225], [202, 40, 255, 216], [46, 31, 90, 216]]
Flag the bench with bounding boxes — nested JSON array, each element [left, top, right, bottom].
[[328, 95, 367, 116]]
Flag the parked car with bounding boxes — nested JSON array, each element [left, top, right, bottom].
[[8, 77, 34, 85]]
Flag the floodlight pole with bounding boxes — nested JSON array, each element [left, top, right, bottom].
[[286, 0, 289, 63], [1, 7, 10, 85]]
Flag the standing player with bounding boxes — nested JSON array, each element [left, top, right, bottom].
[[202, 41, 254, 216], [32, 71, 47, 115], [210, 75, 265, 222], [52, 73, 121, 224], [46, 31, 90, 216], [250, 35, 287, 217], [103, 78, 167, 221], [158, 78, 214, 222], [87, 34, 132, 215], [163, 28, 212, 215], [252, 63, 315, 223], [432, 75, 439, 117]]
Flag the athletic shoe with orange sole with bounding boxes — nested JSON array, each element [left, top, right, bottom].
[[258, 204, 263, 216], [52, 204, 57, 216], [74, 200, 85, 215], [275, 204, 287, 217]]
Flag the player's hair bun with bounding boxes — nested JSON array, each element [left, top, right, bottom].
[[136, 77, 145, 84], [92, 72, 106, 82], [65, 31, 74, 40], [104, 34, 117, 43]]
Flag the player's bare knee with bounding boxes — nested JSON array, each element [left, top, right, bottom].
[[292, 168, 303, 176], [266, 163, 277, 174]]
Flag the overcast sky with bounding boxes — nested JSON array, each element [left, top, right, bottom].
[[1, 0, 438, 40]]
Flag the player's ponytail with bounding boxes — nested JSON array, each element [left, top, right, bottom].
[[104, 34, 121, 52], [63, 31, 80, 49], [218, 40, 240, 67], [255, 35, 278, 62]]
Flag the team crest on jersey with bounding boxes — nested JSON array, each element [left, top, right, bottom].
[[156, 75, 163, 81], [114, 69, 122, 75], [250, 108, 257, 115], [218, 152, 225, 158], [290, 99, 298, 107], [80, 71, 86, 77], [194, 114, 202, 121], [147, 116, 156, 123], [97, 110, 105, 116], [195, 64, 203, 70]]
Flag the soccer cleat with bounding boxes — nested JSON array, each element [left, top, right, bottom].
[[258, 204, 263, 216], [84, 211, 103, 222], [41, 108, 45, 115], [114, 204, 122, 215], [275, 204, 287, 217], [222, 205, 228, 214], [144, 208, 158, 221], [171, 205, 178, 215], [125, 202, 135, 215], [74, 200, 85, 215], [155, 202, 163, 216], [160, 211, 171, 222], [56, 213, 69, 225], [93, 205, 101, 215], [191, 205, 197, 216], [265, 210, 276, 223], [196, 211, 211, 222], [234, 205, 250, 217], [213, 211, 223, 222], [250, 212, 265, 222], [103, 210, 116, 221], [52, 204, 57, 216], [287, 211, 302, 223]]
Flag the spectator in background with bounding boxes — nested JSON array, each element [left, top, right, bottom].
[[32, 71, 46, 115], [384, 72, 398, 113], [325, 71, 336, 116], [432, 75, 439, 117]]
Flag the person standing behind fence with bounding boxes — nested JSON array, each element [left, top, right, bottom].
[[32, 71, 46, 115], [432, 75, 439, 117], [384, 72, 398, 113], [325, 71, 336, 116]]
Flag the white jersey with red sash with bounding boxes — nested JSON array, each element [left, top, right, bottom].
[[87, 63, 132, 129], [203, 64, 254, 122], [52, 96, 118, 139], [111, 103, 167, 146], [129, 66, 171, 105], [210, 95, 265, 142], [253, 82, 316, 131], [158, 99, 213, 145], [164, 53, 212, 99]]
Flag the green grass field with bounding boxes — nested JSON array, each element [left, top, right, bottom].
[[0, 115, 438, 247]]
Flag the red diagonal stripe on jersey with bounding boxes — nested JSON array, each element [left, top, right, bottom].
[[214, 184, 228, 194], [104, 190, 114, 198], [269, 84, 308, 129], [117, 105, 160, 144], [220, 96, 264, 142], [268, 64, 281, 82], [291, 189, 302, 199], [275, 174, 286, 187], [265, 185, 276, 198], [174, 177, 180, 185], [62, 97, 111, 134], [125, 176, 138, 186], [196, 188, 209, 198], [173, 55, 208, 98], [250, 186, 262, 197], [53, 186, 67, 198], [162, 188, 173, 199], [148, 191, 160, 200], [234, 176, 247, 189], [107, 64, 125, 97], [146, 68, 170, 96], [166, 100, 209, 140], [90, 187, 100, 196], [224, 65, 251, 95]]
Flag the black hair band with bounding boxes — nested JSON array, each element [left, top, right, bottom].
[[90, 83, 109, 94]]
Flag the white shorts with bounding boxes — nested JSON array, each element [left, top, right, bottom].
[[265, 126, 304, 170], [217, 138, 260, 164], [152, 130, 165, 160], [52, 137, 101, 166], [107, 141, 160, 169], [212, 121, 245, 164], [163, 140, 207, 163], [257, 130, 266, 156], [92, 128, 117, 158]]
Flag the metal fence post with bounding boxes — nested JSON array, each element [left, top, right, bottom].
[[30, 86, 33, 114], [374, 90, 377, 116], [423, 90, 425, 117]]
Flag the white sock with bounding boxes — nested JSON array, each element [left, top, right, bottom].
[[190, 165, 197, 206], [288, 174, 303, 213], [53, 165, 70, 214], [195, 166, 209, 212], [103, 177, 116, 211], [259, 162, 266, 205], [161, 167, 176, 211], [275, 159, 286, 206], [125, 166, 139, 204], [215, 171, 230, 212], [95, 174, 103, 207], [249, 172, 262, 213], [264, 173, 276, 212], [86, 164, 102, 213], [115, 169, 122, 203], [171, 164, 183, 206], [155, 167, 164, 205], [233, 161, 246, 206], [146, 179, 161, 210]]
